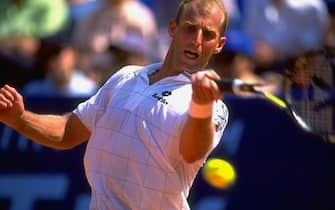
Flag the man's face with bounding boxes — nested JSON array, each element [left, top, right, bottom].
[[168, 1, 226, 73]]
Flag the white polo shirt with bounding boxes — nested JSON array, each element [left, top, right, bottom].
[[73, 63, 229, 210]]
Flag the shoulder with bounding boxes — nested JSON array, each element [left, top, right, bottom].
[[117, 64, 145, 75], [111, 63, 162, 79], [98, 63, 161, 91], [100, 64, 147, 88], [106, 65, 144, 82]]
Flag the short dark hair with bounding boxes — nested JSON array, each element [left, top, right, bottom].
[[175, 0, 229, 36]]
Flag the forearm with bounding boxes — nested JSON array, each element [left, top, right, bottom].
[[9, 111, 70, 150], [179, 70, 224, 163], [180, 116, 215, 163], [0, 85, 88, 149]]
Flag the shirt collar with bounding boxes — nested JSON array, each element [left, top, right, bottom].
[[138, 63, 193, 83]]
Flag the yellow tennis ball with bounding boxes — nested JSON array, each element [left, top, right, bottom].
[[202, 158, 236, 189]]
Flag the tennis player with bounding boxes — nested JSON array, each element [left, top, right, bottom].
[[0, 0, 229, 209]]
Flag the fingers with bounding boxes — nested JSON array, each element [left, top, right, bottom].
[[4, 85, 21, 101], [0, 85, 18, 109], [204, 69, 221, 81], [191, 70, 223, 104]]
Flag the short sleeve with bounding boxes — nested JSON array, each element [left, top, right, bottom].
[[73, 65, 143, 129], [212, 99, 229, 148]]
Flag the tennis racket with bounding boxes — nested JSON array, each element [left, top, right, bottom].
[[214, 47, 335, 143]]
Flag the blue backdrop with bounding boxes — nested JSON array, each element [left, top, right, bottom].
[[1, 95, 335, 210]]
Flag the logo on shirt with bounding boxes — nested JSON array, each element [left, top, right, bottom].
[[152, 91, 172, 105]]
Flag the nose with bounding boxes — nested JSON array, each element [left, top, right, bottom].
[[191, 29, 202, 47]]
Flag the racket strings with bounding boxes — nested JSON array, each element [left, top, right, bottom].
[[285, 49, 334, 140], [294, 100, 332, 134]]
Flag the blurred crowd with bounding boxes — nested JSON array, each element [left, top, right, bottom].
[[0, 0, 334, 98]]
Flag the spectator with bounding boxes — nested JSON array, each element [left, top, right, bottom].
[[221, 0, 242, 29], [0, 0, 69, 88], [66, 0, 104, 38], [21, 39, 98, 97], [210, 29, 256, 80], [72, 0, 159, 85], [325, 1, 335, 47], [86, 32, 161, 85], [242, 0, 329, 74], [210, 29, 283, 95]]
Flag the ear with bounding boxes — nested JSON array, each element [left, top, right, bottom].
[[168, 19, 177, 38], [213, 36, 226, 54]]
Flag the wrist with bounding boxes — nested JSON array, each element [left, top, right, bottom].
[[188, 100, 214, 119]]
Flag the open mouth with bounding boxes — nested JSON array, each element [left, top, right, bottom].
[[184, 50, 199, 59]]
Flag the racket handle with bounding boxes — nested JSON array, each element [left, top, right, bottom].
[[214, 79, 255, 94]]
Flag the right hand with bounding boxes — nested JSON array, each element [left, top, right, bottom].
[[191, 69, 223, 105], [0, 85, 25, 126]]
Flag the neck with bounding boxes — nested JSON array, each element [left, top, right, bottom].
[[161, 48, 187, 74], [148, 55, 180, 85]]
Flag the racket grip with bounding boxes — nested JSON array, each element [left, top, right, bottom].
[[214, 79, 246, 93]]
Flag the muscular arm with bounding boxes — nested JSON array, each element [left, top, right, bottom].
[[180, 70, 223, 163], [0, 85, 90, 150], [14, 112, 90, 150], [180, 115, 215, 163]]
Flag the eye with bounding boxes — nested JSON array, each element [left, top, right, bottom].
[[179, 22, 218, 41], [203, 29, 217, 41], [181, 23, 197, 34]]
